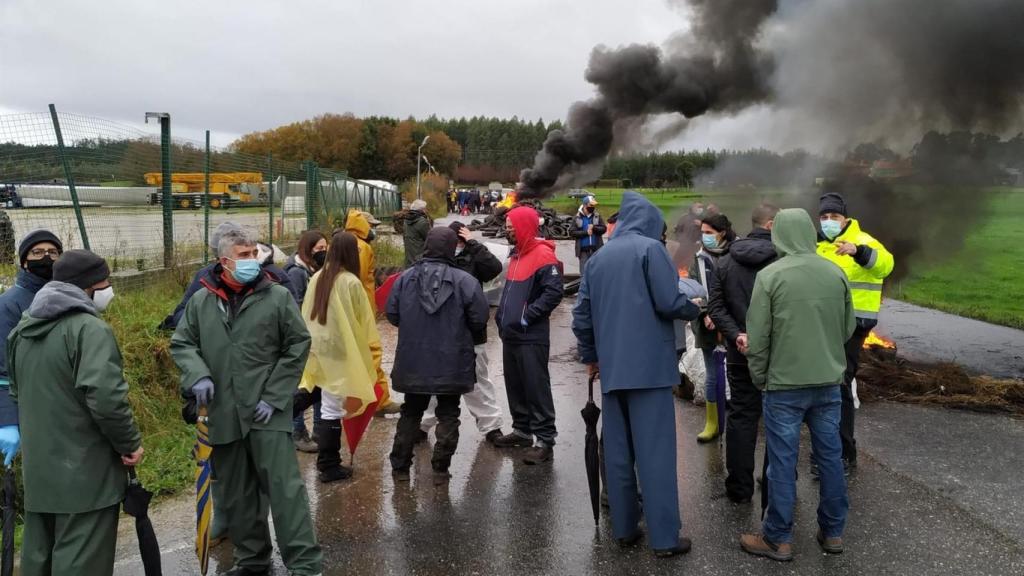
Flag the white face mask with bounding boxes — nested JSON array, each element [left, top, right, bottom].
[[92, 286, 115, 312]]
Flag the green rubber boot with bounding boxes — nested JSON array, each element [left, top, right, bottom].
[[697, 401, 720, 443]]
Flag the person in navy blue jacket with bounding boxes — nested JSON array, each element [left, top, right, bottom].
[[493, 205, 563, 464], [573, 191, 701, 557], [0, 229, 64, 467]]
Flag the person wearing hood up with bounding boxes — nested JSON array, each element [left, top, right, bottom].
[[8, 250, 143, 576], [386, 228, 489, 483], [570, 195, 607, 273], [345, 209, 402, 416], [707, 204, 779, 503], [492, 205, 564, 464], [0, 229, 64, 468], [403, 199, 431, 267], [740, 208, 854, 562], [573, 191, 701, 558], [816, 192, 894, 472], [419, 221, 506, 445]]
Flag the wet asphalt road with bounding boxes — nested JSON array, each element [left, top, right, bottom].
[[112, 300, 1024, 576]]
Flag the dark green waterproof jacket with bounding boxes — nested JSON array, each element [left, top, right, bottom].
[[8, 281, 141, 514], [171, 270, 310, 445], [403, 210, 431, 267]]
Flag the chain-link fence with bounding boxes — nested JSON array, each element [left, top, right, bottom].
[[0, 107, 402, 291]]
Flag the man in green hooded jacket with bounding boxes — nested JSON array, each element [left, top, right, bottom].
[[739, 209, 855, 562], [8, 250, 142, 576], [171, 227, 322, 576]]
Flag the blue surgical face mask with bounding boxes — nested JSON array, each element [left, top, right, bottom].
[[821, 219, 843, 240], [701, 233, 719, 249], [231, 258, 261, 283]]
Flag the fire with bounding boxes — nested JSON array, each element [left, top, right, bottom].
[[496, 191, 517, 210], [863, 330, 896, 350]]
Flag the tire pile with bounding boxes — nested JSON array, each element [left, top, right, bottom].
[[467, 201, 574, 241]]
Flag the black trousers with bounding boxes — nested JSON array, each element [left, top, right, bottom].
[[502, 342, 557, 445], [841, 324, 871, 463], [725, 351, 762, 501], [390, 393, 462, 472]]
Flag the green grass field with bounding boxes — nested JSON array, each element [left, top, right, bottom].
[[548, 187, 1024, 330]]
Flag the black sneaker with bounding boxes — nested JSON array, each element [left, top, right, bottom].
[[523, 445, 553, 465], [432, 469, 452, 486], [225, 566, 270, 576], [414, 429, 428, 445], [493, 432, 533, 448], [654, 537, 692, 558], [485, 429, 504, 445], [319, 464, 353, 483], [392, 468, 410, 482]]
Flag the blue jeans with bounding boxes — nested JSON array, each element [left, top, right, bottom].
[[762, 385, 848, 544]]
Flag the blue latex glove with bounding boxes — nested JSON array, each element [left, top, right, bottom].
[[253, 400, 275, 424], [0, 426, 20, 467], [192, 377, 214, 407]]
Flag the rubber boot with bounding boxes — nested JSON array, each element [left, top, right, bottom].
[[697, 401, 720, 443], [314, 419, 352, 483]]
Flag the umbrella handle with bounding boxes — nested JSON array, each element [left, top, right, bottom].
[[588, 373, 598, 402], [127, 466, 140, 485]]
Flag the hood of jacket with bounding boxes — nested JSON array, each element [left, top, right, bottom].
[[19, 281, 97, 338], [283, 254, 311, 274], [406, 210, 427, 225], [610, 191, 663, 241], [730, 227, 777, 267], [772, 209, 818, 257], [413, 260, 456, 315], [345, 209, 371, 241], [423, 227, 458, 265], [507, 205, 552, 257]]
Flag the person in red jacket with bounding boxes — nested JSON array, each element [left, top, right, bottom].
[[492, 206, 564, 464]]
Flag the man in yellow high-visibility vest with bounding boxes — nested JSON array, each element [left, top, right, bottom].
[[816, 192, 894, 471]]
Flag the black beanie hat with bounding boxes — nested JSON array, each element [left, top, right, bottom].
[[53, 250, 110, 289], [18, 229, 63, 264], [448, 221, 466, 234], [819, 192, 847, 217]]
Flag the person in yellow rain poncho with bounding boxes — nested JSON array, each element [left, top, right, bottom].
[[299, 231, 380, 483], [345, 208, 403, 416]]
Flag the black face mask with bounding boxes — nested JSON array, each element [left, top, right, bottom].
[[312, 251, 327, 269], [366, 229, 377, 243], [26, 256, 55, 281]]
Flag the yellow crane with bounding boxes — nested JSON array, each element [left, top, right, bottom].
[[144, 172, 265, 209]]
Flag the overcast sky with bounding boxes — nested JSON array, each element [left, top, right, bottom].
[[1, 0, 710, 147]]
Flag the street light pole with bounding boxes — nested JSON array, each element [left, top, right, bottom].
[[416, 134, 430, 200]]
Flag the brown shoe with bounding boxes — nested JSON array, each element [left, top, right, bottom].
[[816, 530, 844, 554], [740, 533, 793, 562]]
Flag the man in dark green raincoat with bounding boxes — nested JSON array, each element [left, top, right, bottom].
[[171, 227, 322, 576], [8, 249, 142, 576]]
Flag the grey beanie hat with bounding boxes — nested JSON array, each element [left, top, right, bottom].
[[53, 249, 110, 290]]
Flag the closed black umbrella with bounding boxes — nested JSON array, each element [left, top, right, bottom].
[[123, 467, 162, 576], [581, 373, 602, 524], [2, 468, 15, 576]]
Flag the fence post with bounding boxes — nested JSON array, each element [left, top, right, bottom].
[[204, 130, 211, 261], [305, 162, 317, 229], [146, 112, 173, 268], [267, 153, 274, 245], [48, 104, 91, 251]]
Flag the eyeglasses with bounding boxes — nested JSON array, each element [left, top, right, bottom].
[[28, 248, 60, 258]]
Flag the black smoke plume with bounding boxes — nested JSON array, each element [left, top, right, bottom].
[[521, 0, 1024, 198], [519, 0, 778, 197]]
